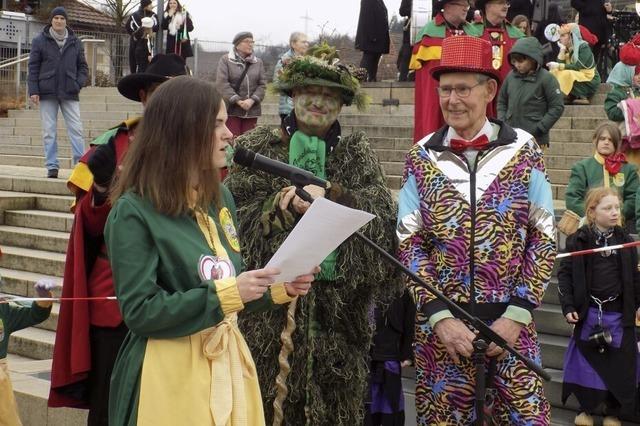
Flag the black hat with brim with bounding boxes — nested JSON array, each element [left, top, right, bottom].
[[117, 54, 188, 102]]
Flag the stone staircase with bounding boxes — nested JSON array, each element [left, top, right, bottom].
[[0, 84, 635, 425]]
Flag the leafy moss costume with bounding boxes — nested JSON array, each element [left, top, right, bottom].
[[226, 125, 398, 425]]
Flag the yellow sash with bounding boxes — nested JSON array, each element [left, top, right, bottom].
[[0, 358, 22, 426], [550, 67, 596, 95], [136, 211, 264, 426]]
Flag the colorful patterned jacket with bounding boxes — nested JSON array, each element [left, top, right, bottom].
[[397, 120, 556, 325]]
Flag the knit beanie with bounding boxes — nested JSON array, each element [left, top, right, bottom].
[[233, 31, 253, 46], [49, 6, 67, 22]]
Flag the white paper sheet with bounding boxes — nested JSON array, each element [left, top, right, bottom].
[[265, 197, 376, 283]]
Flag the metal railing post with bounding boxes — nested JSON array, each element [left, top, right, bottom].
[[92, 43, 97, 86], [16, 34, 21, 101], [193, 38, 198, 77]]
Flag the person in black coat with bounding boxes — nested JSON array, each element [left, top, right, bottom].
[[364, 289, 415, 426], [397, 0, 412, 81], [126, 0, 158, 74], [571, 0, 613, 62], [161, 0, 194, 59], [534, 3, 566, 65], [355, 0, 390, 82], [507, 0, 534, 22]]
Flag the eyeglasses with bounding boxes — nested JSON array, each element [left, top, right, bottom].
[[436, 82, 483, 98], [487, 0, 511, 6]]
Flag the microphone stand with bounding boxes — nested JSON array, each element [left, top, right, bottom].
[[294, 186, 550, 425]]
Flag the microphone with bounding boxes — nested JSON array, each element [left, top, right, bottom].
[[233, 147, 330, 189]]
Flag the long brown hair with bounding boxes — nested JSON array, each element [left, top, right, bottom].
[[592, 122, 621, 151], [110, 76, 223, 216], [584, 187, 620, 226]]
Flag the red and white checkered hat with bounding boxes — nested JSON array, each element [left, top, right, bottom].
[[430, 36, 501, 82]]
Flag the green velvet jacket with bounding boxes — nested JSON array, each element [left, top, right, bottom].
[[565, 156, 639, 227], [104, 186, 286, 425], [0, 302, 50, 358]]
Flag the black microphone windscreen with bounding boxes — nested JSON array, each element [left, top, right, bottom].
[[233, 146, 255, 167]]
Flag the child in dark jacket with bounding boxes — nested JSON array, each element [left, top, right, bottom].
[[0, 267, 53, 423], [364, 289, 415, 426], [558, 187, 640, 426], [497, 36, 564, 149]]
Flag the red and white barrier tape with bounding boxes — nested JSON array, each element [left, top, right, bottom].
[[556, 240, 640, 259], [0, 296, 117, 304]]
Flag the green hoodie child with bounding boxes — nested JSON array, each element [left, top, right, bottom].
[[498, 37, 565, 147]]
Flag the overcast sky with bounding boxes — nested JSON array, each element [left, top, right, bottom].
[[167, 0, 403, 46]]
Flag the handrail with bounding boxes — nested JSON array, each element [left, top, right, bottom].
[[0, 53, 29, 70]]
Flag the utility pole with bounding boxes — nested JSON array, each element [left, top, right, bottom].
[[300, 10, 312, 35]]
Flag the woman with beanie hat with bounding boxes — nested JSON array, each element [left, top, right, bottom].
[[215, 31, 266, 138]]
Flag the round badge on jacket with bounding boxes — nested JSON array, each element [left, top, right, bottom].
[[613, 173, 625, 187], [198, 255, 236, 281], [219, 207, 240, 252]]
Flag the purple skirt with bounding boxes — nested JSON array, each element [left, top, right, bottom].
[[562, 307, 640, 413]]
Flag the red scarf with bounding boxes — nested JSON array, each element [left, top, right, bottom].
[[604, 152, 627, 175]]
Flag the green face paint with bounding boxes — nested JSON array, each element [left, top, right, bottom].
[[293, 86, 342, 135], [224, 144, 235, 169]]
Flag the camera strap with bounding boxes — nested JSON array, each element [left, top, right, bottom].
[[590, 294, 619, 326]]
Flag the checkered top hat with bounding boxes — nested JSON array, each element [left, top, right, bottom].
[[430, 35, 501, 82]]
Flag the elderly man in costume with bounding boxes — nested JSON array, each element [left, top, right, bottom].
[[410, 0, 480, 142], [48, 54, 188, 425], [473, 0, 524, 115], [397, 35, 555, 424], [226, 47, 398, 425]]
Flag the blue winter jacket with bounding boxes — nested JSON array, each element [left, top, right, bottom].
[[28, 25, 88, 101]]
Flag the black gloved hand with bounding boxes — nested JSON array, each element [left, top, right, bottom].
[[87, 140, 117, 187]]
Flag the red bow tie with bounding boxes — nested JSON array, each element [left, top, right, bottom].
[[450, 134, 490, 153]]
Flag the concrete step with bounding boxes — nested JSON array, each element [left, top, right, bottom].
[[3, 111, 135, 122], [0, 154, 73, 169], [8, 326, 55, 360], [0, 191, 75, 214], [7, 354, 87, 425], [539, 333, 569, 371], [544, 155, 587, 170], [0, 225, 69, 253], [533, 304, 573, 338], [548, 169, 570, 186], [4, 209, 74, 232], [0, 144, 73, 157], [34, 194, 74, 213], [549, 129, 597, 144], [381, 161, 404, 176], [0, 267, 62, 298], [0, 245, 65, 277], [368, 136, 413, 151], [0, 175, 72, 196], [9, 102, 140, 115], [561, 105, 609, 117], [11, 127, 112, 140], [545, 142, 593, 157]]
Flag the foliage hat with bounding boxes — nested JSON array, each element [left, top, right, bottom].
[[273, 42, 369, 111]]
